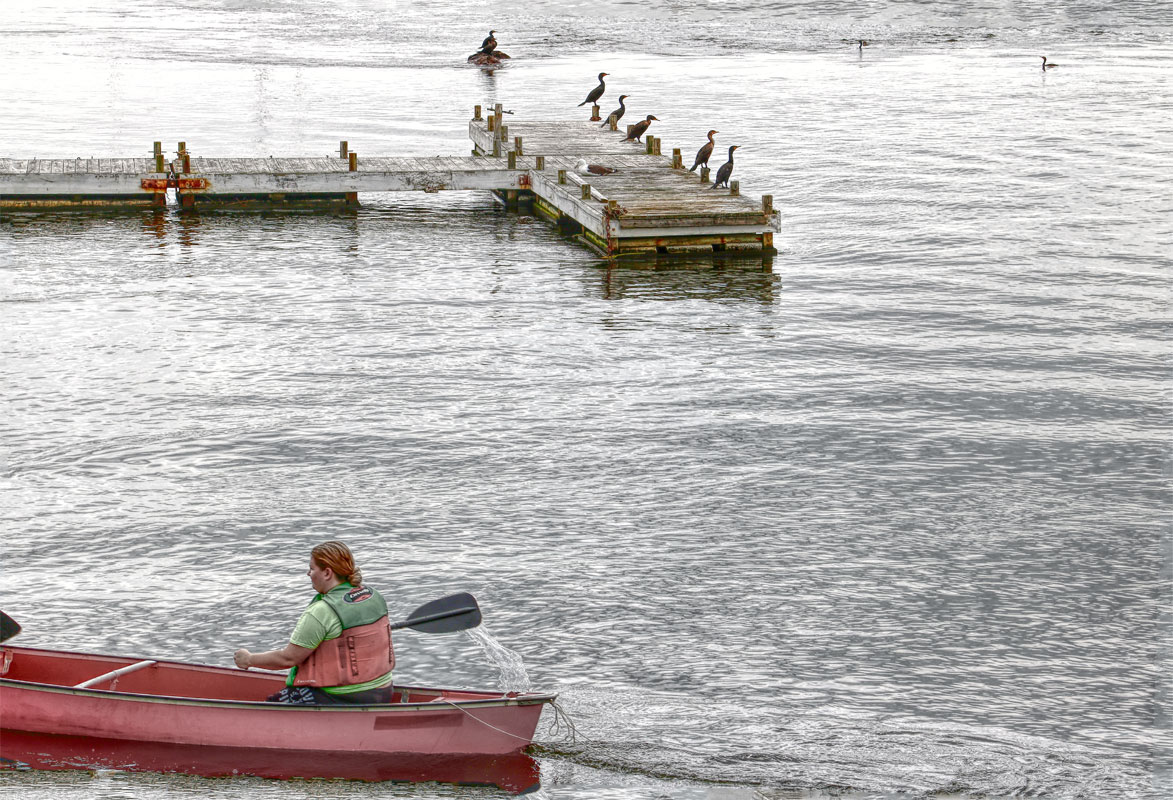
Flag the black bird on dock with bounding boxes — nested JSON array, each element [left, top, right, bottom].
[[625, 114, 659, 142], [577, 72, 608, 107], [710, 145, 739, 189], [688, 129, 718, 172], [1040, 55, 1058, 70], [600, 94, 629, 127], [481, 30, 497, 54]]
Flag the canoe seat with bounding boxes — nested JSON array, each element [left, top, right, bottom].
[[74, 660, 157, 689]]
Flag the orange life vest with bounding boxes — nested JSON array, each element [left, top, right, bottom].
[[292, 585, 395, 688]]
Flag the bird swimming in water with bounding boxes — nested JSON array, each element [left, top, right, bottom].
[[1040, 55, 1058, 70], [858, 39, 868, 51], [481, 30, 497, 54], [710, 145, 739, 189], [578, 73, 608, 107], [600, 94, 629, 128], [689, 129, 718, 172], [575, 158, 618, 176], [625, 114, 658, 142]]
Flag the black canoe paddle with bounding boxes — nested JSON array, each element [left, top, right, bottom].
[[390, 592, 481, 634], [1, 610, 21, 643]]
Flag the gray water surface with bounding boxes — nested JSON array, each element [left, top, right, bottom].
[[1, 1, 1169, 798]]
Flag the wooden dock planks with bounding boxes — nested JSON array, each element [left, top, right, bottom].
[[2, 109, 778, 257]]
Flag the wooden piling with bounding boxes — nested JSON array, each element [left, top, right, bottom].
[[514, 136, 523, 156], [499, 124, 508, 141], [581, 184, 591, 200], [178, 142, 186, 156], [474, 105, 482, 120], [182, 153, 190, 174], [154, 153, 164, 173], [339, 140, 348, 159], [558, 170, 567, 184], [672, 148, 682, 168], [730, 180, 740, 196], [608, 114, 618, 131], [700, 166, 710, 183], [348, 152, 357, 171], [762, 195, 773, 214], [487, 115, 496, 132], [653, 139, 662, 156], [535, 155, 545, 171], [646, 137, 655, 155], [627, 124, 634, 138], [590, 104, 601, 122], [508, 151, 516, 169], [492, 137, 500, 157]]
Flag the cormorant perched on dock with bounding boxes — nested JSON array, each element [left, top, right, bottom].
[[575, 158, 617, 175], [688, 130, 718, 172], [1040, 55, 1058, 70], [481, 30, 497, 53], [578, 73, 608, 107], [625, 114, 658, 142], [710, 145, 739, 189], [600, 95, 629, 127]]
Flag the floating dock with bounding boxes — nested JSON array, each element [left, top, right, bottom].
[[0, 104, 779, 259]]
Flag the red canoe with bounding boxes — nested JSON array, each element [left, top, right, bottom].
[[0, 645, 555, 793]]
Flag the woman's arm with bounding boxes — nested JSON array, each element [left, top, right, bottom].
[[234, 642, 314, 670]]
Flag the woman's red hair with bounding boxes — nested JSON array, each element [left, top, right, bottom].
[[311, 541, 363, 587]]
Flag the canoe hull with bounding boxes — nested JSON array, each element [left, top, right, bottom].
[[0, 646, 552, 793], [0, 729, 541, 791]]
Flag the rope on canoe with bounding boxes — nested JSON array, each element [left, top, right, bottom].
[[541, 699, 578, 745], [435, 698, 578, 746], [435, 698, 535, 742]]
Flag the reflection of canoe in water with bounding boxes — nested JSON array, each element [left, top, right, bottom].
[[0, 645, 554, 793]]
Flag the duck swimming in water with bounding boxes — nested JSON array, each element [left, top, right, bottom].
[[625, 114, 658, 143], [710, 145, 739, 189], [600, 94, 629, 128], [689, 129, 718, 172], [578, 72, 608, 107]]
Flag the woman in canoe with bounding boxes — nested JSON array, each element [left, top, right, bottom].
[[233, 541, 395, 704]]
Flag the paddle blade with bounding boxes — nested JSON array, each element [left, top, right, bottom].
[[0, 611, 21, 643], [391, 592, 482, 634]]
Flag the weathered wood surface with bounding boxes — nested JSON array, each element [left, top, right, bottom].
[[469, 119, 779, 239], [2, 118, 780, 256]]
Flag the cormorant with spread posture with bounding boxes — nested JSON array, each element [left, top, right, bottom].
[[1040, 55, 1058, 70], [689, 129, 718, 172], [710, 145, 739, 189], [575, 158, 617, 176], [481, 30, 497, 54], [577, 72, 608, 107], [625, 114, 658, 143], [600, 95, 629, 128]]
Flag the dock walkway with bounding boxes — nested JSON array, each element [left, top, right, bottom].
[[0, 104, 779, 258]]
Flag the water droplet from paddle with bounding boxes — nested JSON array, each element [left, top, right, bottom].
[[466, 625, 531, 693]]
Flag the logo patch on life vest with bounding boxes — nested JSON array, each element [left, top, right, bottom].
[[344, 587, 373, 604]]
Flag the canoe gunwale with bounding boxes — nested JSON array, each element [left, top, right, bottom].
[[0, 677, 557, 710], [0, 645, 556, 711]]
